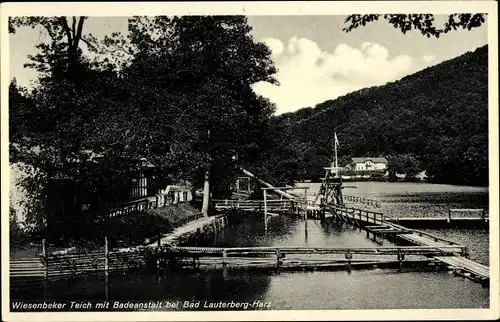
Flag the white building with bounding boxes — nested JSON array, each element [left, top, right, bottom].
[[347, 157, 388, 172]]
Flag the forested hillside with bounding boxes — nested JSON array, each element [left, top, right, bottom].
[[274, 45, 488, 186]]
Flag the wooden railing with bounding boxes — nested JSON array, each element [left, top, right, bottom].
[[108, 191, 193, 218], [108, 196, 158, 218], [329, 205, 385, 225], [165, 245, 465, 256], [171, 212, 205, 228], [343, 195, 380, 207], [212, 199, 295, 210], [411, 229, 463, 246], [162, 245, 465, 272], [448, 208, 488, 220]]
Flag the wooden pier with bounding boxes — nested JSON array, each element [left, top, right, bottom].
[[384, 209, 488, 229], [213, 199, 294, 212], [327, 205, 489, 286], [159, 245, 461, 274]]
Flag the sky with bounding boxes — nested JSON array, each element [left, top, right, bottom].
[[9, 15, 489, 115]]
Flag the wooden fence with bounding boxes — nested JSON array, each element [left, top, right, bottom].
[[10, 210, 206, 286], [212, 199, 295, 211], [448, 208, 488, 220], [343, 195, 380, 207], [108, 190, 193, 218], [10, 241, 156, 286], [171, 212, 205, 229], [329, 205, 385, 225]]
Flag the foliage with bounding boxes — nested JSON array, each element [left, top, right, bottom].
[[387, 154, 421, 178], [275, 46, 488, 186], [97, 16, 279, 196], [10, 204, 23, 242], [9, 15, 285, 239], [343, 14, 487, 38], [245, 117, 300, 187]]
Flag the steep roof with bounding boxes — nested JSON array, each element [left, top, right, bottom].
[[351, 157, 388, 164]]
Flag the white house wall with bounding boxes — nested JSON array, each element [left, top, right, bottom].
[[355, 162, 387, 171]]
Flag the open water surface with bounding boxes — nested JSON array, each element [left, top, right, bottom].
[[11, 182, 490, 310]]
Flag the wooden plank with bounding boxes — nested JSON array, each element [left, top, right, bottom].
[[369, 229, 412, 234], [435, 256, 489, 279]]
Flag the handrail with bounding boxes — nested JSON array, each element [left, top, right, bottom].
[[343, 195, 381, 207], [165, 245, 465, 255], [171, 212, 205, 228], [411, 229, 462, 246], [328, 205, 465, 248]]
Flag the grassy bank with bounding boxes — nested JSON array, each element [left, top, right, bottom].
[[105, 203, 203, 248], [10, 203, 203, 258]]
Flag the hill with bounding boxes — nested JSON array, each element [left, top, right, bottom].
[[273, 45, 489, 186]]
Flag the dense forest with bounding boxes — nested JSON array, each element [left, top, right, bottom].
[[273, 45, 489, 186]]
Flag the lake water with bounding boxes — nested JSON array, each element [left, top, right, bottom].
[[10, 182, 490, 310], [297, 181, 489, 265]]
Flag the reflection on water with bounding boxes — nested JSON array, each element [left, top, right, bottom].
[[11, 182, 490, 309], [11, 262, 489, 310], [200, 214, 383, 249]]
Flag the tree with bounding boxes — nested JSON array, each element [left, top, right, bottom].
[[10, 15, 282, 238], [343, 14, 487, 38], [273, 46, 488, 186], [100, 16, 278, 211], [387, 154, 421, 179], [9, 17, 134, 239]]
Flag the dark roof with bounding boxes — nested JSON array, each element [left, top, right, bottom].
[[351, 157, 388, 163]]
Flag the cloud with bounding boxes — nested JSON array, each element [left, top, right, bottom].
[[253, 38, 415, 114], [262, 37, 284, 58], [422, 55, 436, 62]]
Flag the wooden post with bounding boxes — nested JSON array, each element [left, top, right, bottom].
[[397, 248, 403, 272], [104, 236, 109, 276], [42, 238, 48, 278], [276, 249, 282, 271], [448, 209, 451, 223], [157, 235, 161, 271], [303, 191, 308, 231], [42, 238, 48, 301], [462, 246, 469, 258], [346, 250, 352, 274], [264, 190, 268, 231]]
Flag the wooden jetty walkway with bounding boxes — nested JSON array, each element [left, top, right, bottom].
[[384, 208, 488, 229], [213, 199, 293, 212], [160, 245, 461, 274], [210, 171, 489, 287], [328, 205, 489, 286]]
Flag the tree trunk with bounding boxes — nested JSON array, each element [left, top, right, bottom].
[[201, 167, 210, 217]]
